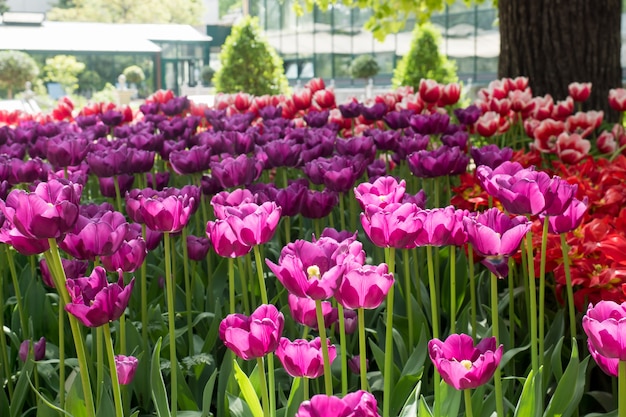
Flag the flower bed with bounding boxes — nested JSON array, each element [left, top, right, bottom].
[[0, 78, 625, 417]]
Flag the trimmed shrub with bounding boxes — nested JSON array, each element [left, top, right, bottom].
[[350, 55, 380, 80], [0, 50, 40, 99], [123, 65, 145, 85]]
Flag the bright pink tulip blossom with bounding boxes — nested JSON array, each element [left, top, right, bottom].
[[334, 263, 394, 310], [115, 355, 139, 385], [222, 201, 282, 246], [137, 192, 195, 233], [582, 301, 626, 361], [288, 294, 337, 329], [219, 304, 284, 360], [428, 333, 503, 390], [353, 176, 406, 210], [65, 267, 135, 328], [295, 390, 380, 417], [587, 339, 618, 377], [276, 337, 337, 379], [360, 202, 422, 249], [59, 211, 129, 260], [414, 206, 468, 247]]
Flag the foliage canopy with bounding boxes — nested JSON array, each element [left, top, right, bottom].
[[213, 16, 290, 96], [350, 55, 380, 80], [0, 50, 40, 99], [43, 55, 86, 94]]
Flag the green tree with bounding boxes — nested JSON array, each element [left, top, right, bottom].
[[123, 65, 145, 85], [43, 55, 86, 94], [0, 0, 9, 14], [200, 65, 216, 86], [213, 15, 289, 96], [46, 0, 204, 24], [392, 22, 457, 89], [350, 55, 380, 81], [0, 50, 40, 99], [301, 0, 621, 120]]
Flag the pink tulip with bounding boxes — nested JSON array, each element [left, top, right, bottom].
[[360, 202, 422, 249], [334, 263, 394, 310], [582, 300, 626, 361], [115, 355, 139, 385], [353, 176, 406, 210], [609, 88, 626, 112], [295, 390, 380, 417], [219, 304, 284, 360], [276, 337, 337, 379], [568, 82, 591, 102], [288, 294, 336, 329], [429, 333, 503, 390]]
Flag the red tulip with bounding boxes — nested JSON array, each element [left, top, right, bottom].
[[568, 82, 591, 102]]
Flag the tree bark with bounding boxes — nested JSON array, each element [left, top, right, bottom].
[[498, 0, 622, 121]]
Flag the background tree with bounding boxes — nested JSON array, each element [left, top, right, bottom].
[[0, 0, 9, 14], [0, 50, 40, 99], [301, 0, 622, 120], [392, 22, 457, 89], [350, 55, 380, 81], [201, 65, 216, 86], [213, 15, 290, 96], [43, 55, 86, 94], [123, 65, 146, 86], [46, 0, 204, 24]]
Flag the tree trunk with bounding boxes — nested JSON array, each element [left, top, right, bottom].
[[498, 0, 622, 121]]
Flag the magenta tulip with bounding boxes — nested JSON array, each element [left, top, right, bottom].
[[59, 210, 129, 260], [360, 202, 422, 249], [288, 294, 337, 329], [582, 301, 626, 361], [334, 263, 394, 310], [354, 176, 406, 210], [295, 390, 380, 417], [219, 304, 284, 360], [276, 337, 337, 379], [65, 267, 135, 328], [545, 197, 588, 234], [115, 355, 139, 385], [428, 333, 503, 390], [138, 192, 195, 233], [40, 258, 88, 288], [588, 339, 618, 377], [222, 201, 282, 246], [414, 206, 468, 247]]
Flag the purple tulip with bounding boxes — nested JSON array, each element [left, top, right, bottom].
[[354, 176, 406, 210], [383, 109, 415, 130], [545, 197, 588, 234], [335, 135, 376, 160], [276, 337, 336, 379], [98, 175, 135, 199], [266, 236, 349, 300], [428, 333, 503, 390], [210, 154, 263, 189], [300, 189, 338, 219], [304, 110, 330, 128], [409, 112, 450, 135], [19, 337, 46, 362], [414, 206, 468, 247], [127, 149, 155, 174], [288, 294, 337, 329], [221, 201, 282, 246], [46, 133, 89, 169], [360, 202, 423, 249], [587, 339, 618, 377], [541, 177, 577, 217], [169, 145, 213, 175], [59, 210, 129, 260], [115, 355, 139, 385], [338, 99, 361, 119], [394, 133, 430, 161], [0, 178, 81, 239], [65, 267, 135, 327], [186, 235, 211, 261], [211, 189, 257, 219], [304, 155, 368, 193], [275, 180, 308, 217], [219, 304, 284, 360], [335, 263, 394, 310], [146, 172, 170, 190], [206, 218, 253, 258], [454, 105, 482, 126], [583, 301, 626, 361], [295, 390, 380, 417], [0, 223, 50, 255], [407, 145, 469, 178], [348, 355, 369, 374], [463, 208, 531, 277], [100, 225, 147, 273], [441, 131, 469, 152], [137, 192, 195, 233], [470, 144, 513, 169], [263, 139, 303, 168], [86, 145, 131, 177], [100, 109, 124, 127], [366, 128, 400, 152], [40, 258, 88, 288], [359, 102, 387, 121], [10, 157, 48, 185]]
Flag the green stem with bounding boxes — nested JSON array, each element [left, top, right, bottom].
[[464, 389, 474, 417], [303, 378, 309, 401], [315, 299, 333, 396], [383, 247, 396, 417], [253, 245, 269, 305], [525, 232, 539, 378], [267, 353, 276, 417], [5, 246, 28, 338], [284, 216, 291, 247], [164, 232, 178, 417], [560, 233, 577, 340], [46, 239, 96, 417], [617, 361, 626, 417], [257, 357, 270, 417], [103, 322, 124, 417], [237, 257, 251, 316], [141, 224, 148, 349], [58, 293, 65, 409], [337, 304, 348, 396], [538, 217, 549, 368], [490, 273, 504, 417], [468, 244, 477, 340], [228, 258, 236, 315], [358, 308, 368, 391], [0, 249, 14, 399], [508, 257, 516, 364], [348, 188, 357, 234], [181, 230, 194, 355], [449, 245, 457, 334], [426, 245, 440, 417], [245, 254, 257, 308], [97, 327, 104, 407], [403, 249, 414, 348]]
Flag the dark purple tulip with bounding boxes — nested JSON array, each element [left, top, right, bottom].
[[0, 125, 14, 146], [127, 149, 155, 174], [366, 158, 388, 180], [414, 206, 468, 247], [40, 257, 88, 288], [247, 182, 279, 204], [200, 174, 224, 196], [407, 146, 469, 178], [340, 306, 357, 334], [145, 227, 163, 251], [383, 109, 415, 130], [0, 142, 26, 159], [0, 180, 10, 200], [159, 139, 187, 160], [259, 105, 283, 120], [402, 189, 428, 209], [210, 154, 263, 189], [146, 172, 170, 190], [19, 337, 46, 362], [365, 128, 400, 152], [470, 145, 513, 169], [275, 180, 308, 217], [359, 102, 387, 121], [300, 189, 338, 219], [100, 109, 124, 127], [223, 113, 255, 133], [161, 97, 190, 116], [541, 177, 577, 217], [263, 139, 302, 168], [75, 115, 98, 128], [463, 208, 531, 277], [304, 110, 330, 128], [304, 155, 368, 193], [0, 179, 81, 239], [80, 202, 116, 218], [113, 125, 133, 138], [11, 158, 48, 185], [59, 211, 129, 260], [441, 131, 469, 152], [335, 135, 376, 160], [129, 132, 163, 152], [99, 175, 135, 199], [187, 235, 211, 261], [65, 267, 135, 327], [394, 133, 430, 161], [87, 145, 130, 177], [409, 112, 451, 135], [169, 145, 213, 175], [454, 104, 482, 126], [221, 131, 255, 155], [46, 133, 89, 168], [140, 102, 160, 116], [338, 99, 361, 119]]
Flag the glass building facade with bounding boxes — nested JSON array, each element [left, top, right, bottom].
[[250, 0, 498, 87]]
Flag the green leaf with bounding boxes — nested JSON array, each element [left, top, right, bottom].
[[439, 379, 462, 417], [232, 359, 263, 417], [418, 395, 434, 417], [95, 384, 115, 417], [549, 336, 565, 381], [10, 358, 34, 417], [401, 326, 428, 378], [201, 369, 218, 417], [175, 362, 200, 411], [543, 339, 589, 417], [500, 342, 530, 369], [65, 371, 88, 417], [391, 374, 422, 417], [281, 376, 302, 417], [151, 338, 173, 417], [0, 383, 9, 417], [227, 393, 255, 417], [514, 368, 542, 417], [398, 381, 421, 417]]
